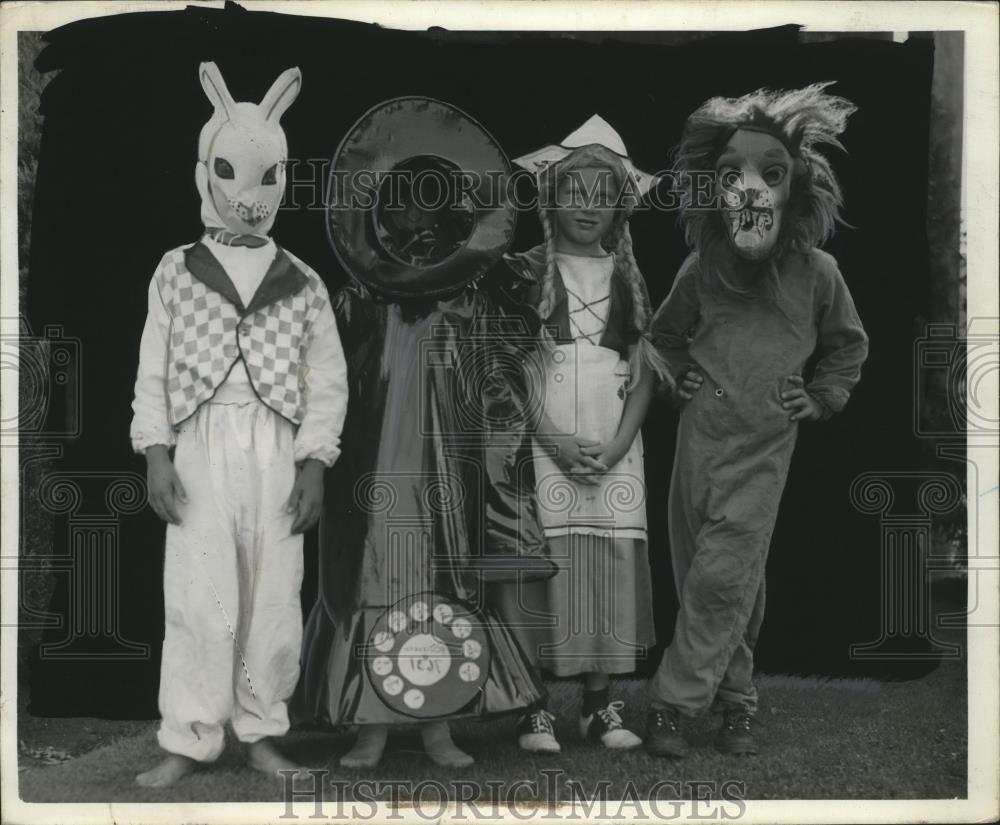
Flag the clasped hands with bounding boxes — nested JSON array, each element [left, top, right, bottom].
[[547, 433, 628, 486]]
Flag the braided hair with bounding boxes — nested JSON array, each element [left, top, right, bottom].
[[536, 144, 673, 389]]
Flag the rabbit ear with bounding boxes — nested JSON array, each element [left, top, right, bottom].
[[260, 67, 302, 123], [199, 62, 236, 119]]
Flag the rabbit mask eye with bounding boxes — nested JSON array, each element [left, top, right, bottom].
[[261, 164, 278, 185], [214, 157, 235, 180]]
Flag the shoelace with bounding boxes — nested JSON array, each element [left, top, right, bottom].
[[595, 700, 626, 730], [530, 710, 557, 735]]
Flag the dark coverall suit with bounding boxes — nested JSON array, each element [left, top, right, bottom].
[[646, 247, 869, 716]]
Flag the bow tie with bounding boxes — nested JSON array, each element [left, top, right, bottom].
[[205, 229, 271, 249]]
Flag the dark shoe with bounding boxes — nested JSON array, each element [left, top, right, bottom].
[[644, 707, 689, 758], [578, 700, 642, 750], [714, 709, 758, 755], [516, 710, 561, 754]]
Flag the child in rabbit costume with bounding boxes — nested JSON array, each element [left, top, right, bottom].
[[130, 62, 348, 787]]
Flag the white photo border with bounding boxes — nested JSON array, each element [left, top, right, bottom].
[[1, 2, 996, 823]]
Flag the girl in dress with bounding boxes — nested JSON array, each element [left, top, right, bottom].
[[492, 116, 670, 753]]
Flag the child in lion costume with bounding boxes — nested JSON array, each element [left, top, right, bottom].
[[644, 83, 870, 758]]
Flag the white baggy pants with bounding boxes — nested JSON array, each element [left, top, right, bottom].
[[157, 396, 302, 762]]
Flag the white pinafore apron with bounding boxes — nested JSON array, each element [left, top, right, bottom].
[[532, 343, 647, 541], [490, 252, 655, 675]]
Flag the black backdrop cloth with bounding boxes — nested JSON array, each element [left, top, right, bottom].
[[24, 5, 940, 717]]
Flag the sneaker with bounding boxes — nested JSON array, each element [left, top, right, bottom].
[[578, 700, 642, 750], [516, 710, 561, 754], [644, 707, 689, 759], [714, 709, 758, 755]]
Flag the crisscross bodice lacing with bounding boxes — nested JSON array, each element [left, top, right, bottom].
[[565, 285, 611, 345], [555, 252, 613, 346]]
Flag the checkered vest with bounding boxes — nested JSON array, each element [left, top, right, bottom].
[[153, 242, 329, 427]]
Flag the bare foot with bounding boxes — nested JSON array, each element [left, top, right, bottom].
[[340, 725, 388, 769], [247, 738, 307, 779], [135, 754, 197, 788], [422, 721, 474, 768]]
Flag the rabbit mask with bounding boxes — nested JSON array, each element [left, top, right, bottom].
[[196, 62, 302, 239]]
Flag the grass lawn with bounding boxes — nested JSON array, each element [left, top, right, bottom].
[[16, 653, 967, 804]]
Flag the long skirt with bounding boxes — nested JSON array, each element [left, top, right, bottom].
[[491, 343, 655, 676], [490, 534, 655, 676]]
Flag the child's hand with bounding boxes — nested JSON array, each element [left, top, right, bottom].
[[551, 435, 606, 485], [145, 445, 187, 525], [670, 368, 703, 409], [286, 459, 325, 534], [675, 368, 704, 401], [580, 438, 628, 473], [781, 375, 824, 422]]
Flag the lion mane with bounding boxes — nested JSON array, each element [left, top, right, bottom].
[[672, 82, 857, 293]]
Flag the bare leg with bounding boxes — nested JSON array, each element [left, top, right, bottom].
[[340, 725, 389, 769], [421, 721, 474, 768], [247, 738, 307, 779], [135, 753, 198, 788]]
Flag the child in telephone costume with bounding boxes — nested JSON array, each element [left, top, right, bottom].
[[297, 98, 552, 769]]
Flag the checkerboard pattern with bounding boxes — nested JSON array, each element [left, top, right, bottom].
[[155, 246, 329, 426]]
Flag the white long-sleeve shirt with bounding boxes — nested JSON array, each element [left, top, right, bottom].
[[130, 238, 348, 466]]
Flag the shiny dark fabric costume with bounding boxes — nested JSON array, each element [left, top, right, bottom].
[[297, 268, 549, 726]]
